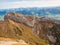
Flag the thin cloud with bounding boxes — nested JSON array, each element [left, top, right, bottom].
[[0, 0, 60, 9]]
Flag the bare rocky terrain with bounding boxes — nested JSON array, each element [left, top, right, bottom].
[[0, 12, 60, 45]]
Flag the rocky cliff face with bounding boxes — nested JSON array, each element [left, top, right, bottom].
[[33, 17, 60, 45], [4, 12, 34, 27]]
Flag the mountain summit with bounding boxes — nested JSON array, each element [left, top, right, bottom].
[[4, 12, 34, 27]]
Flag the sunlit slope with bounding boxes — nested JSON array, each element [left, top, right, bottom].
[[7, 19, 48, 45], [0, 12, 49, 45]]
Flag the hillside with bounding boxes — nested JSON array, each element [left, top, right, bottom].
[[0, 12, 60, 45], [33, 17, 60, 45], [0, 12, 49, 45]]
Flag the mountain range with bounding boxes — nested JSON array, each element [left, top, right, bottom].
[[0, 12, 60, 45], [0, 7, 60, 16]]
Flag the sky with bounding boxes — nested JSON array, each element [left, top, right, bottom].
[[0, 0, 60, 9]]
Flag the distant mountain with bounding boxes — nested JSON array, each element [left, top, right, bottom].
[[0, 7, 60, 20], [0, 7, 60, 16]]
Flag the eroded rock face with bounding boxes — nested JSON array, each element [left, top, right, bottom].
[[33, 17, 60, 44], [4, 12, 34, 27]]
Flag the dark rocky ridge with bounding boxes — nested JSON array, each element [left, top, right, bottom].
[[33, 17, 60, 45]]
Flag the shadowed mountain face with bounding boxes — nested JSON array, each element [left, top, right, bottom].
[[34, 17, 60, 45], [0, 12, 60, 45]]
